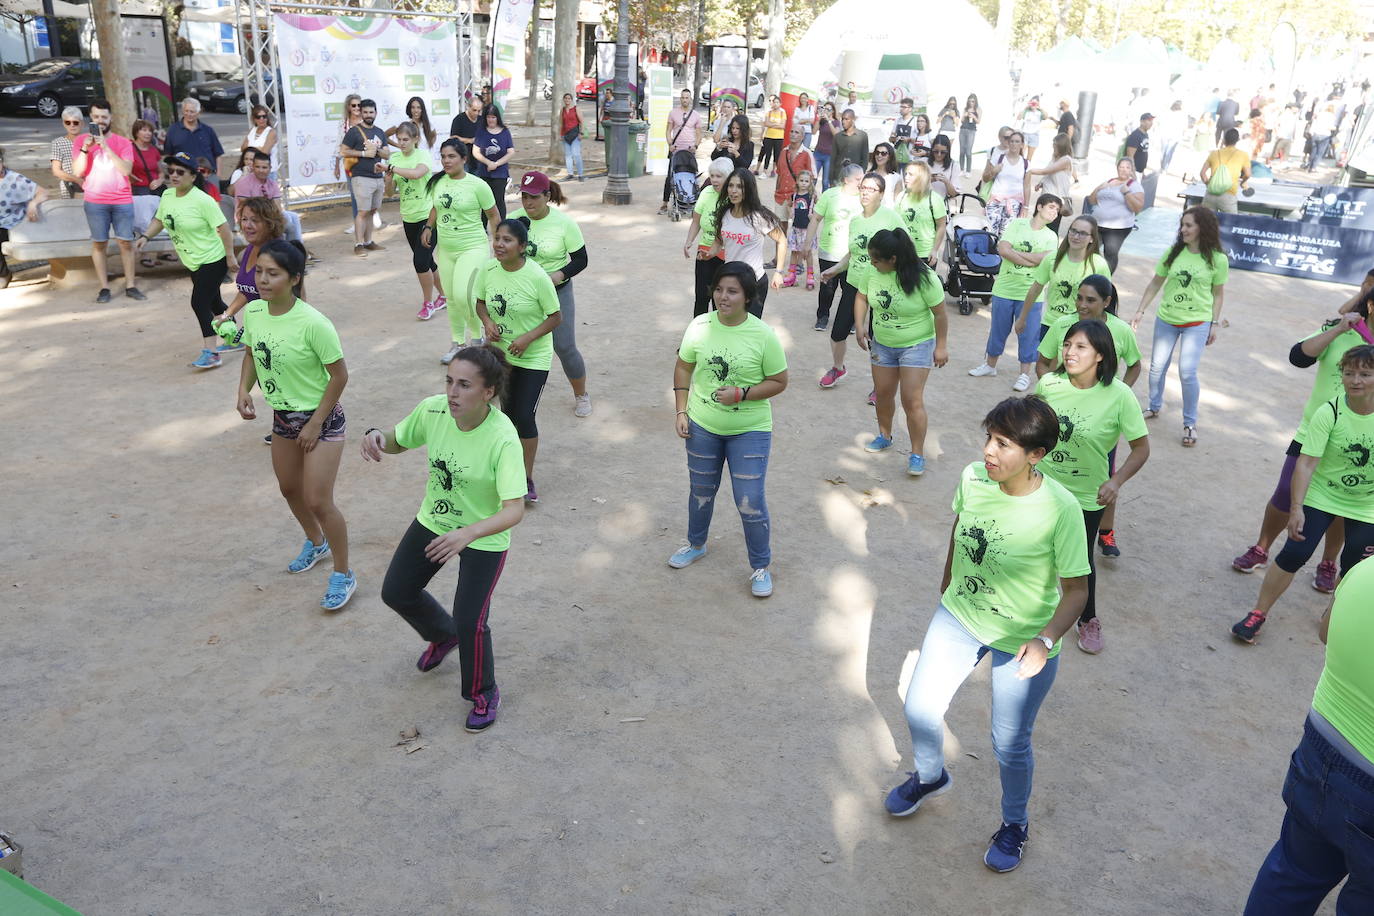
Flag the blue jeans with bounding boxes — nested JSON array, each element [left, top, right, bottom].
[[813, 152, 831, 191], [986, 295, 1042, 365], [1244, 715, 1374, 915], [1307, 134, 1332, 171], [685, 420, 772, 569], [1148, 318, 1210, 427], [903, 605, 1059, 826], [563, 137, 584, 179]]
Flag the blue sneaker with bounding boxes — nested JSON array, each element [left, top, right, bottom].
[[908, 454, 926, 476], [320, 569, 357, 611], [288, 539, 331, 573], [984, 822, 1030, 872], [865, 433, 893, 452], [884, 769, 952, 816], [668, 544, 707, 568], [216, 341, 245, 353], [750, 567, 773, 597], [189, 348, 221, 370]]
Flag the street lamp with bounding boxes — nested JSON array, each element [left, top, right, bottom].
[[602, 0, 632, 205]]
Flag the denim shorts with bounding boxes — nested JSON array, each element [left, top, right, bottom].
[[870, 337, 936, 369], [271, 403, 346, 442], [84, 201, 135, 242]]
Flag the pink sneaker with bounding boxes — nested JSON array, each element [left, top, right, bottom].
[[1075, 618, 1104, 654], [1232, 544, 1269, 573], [819, 366, 847, 388], [1313, 559, 1338, 593], [867, 389, 876, 407], [417, 300, 437, 321], [432, 295, 448, 312]]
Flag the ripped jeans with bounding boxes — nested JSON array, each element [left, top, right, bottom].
[[685, 420, 772, 569]]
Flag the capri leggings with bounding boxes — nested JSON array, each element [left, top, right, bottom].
[[829, 276, 859, 342], [1097, 227, 1133, 273], [694, 250, 722, 317], [190, 258, 228, 337], [553, 281, 587, 381], [1267, 440, 1304, 512], [1080, 506, 1107, 622], [403, 219, 439, 274], [816, 258, 842, 322], [1273, 506, 1374, 576], [502, 365, 549, 439], [437, 244, 489, 343]]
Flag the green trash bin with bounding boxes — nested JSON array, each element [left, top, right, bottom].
[[627, 120, 648, 178]]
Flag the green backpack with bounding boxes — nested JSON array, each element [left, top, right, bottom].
[[1207, 160, 1233, 195]]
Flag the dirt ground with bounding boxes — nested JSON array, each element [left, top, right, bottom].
[[0, 163, 1351, 914]]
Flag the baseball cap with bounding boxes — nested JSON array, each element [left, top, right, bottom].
[[1141, 112, 1154, 120], [520, 170, 551, 195], [162, 151, 195, 170]]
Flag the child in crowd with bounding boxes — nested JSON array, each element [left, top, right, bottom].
[[782, 169, 817, 290]]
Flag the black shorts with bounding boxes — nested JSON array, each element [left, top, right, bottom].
[[272, 403, 346, 441]]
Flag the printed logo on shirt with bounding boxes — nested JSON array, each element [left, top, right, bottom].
[[1175, 269, 1195, 288], [1048, 408, 1089, 475], [526, 240, 540, 259], [1055, 279, 1073, 301], [489, 293, 510, 317], [437, 192, 454, 211]]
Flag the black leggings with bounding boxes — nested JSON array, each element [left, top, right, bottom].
[[1097, 227, 1133, 273], [1274, 506, 1374, 577], [816, 258, 841, 322], [759, 137, 783, 171], [190, 258, 228, 337], [694, 255, 720, 317], [403, 219, 438, 274], [829, 276, 859, 342], [1080, 506, 1107, 623], [750, 276, 770, 319], [502, 365, 549, 439], [484, 177, 508, 222], [382, 518, 506, 701]]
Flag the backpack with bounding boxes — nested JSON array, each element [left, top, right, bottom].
[[1206, 156, 1233, 195]]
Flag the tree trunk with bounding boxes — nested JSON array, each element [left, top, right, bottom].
[[525, 2, 540, 127], [89, 0, 134, 133], [549, 0, 577, 167], [765, 0, 785, 99]]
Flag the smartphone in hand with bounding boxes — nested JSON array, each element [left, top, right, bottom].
[[88, 121, 101, 137]]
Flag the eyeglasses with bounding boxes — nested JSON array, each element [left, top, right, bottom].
[[1067, 228, 1090, 238]]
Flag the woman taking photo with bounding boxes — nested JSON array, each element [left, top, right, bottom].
[[868, 142, 903, 209], [386, 96, 438, 168], [758, 95, 787, 176], [683, 158, 734, 317], [980, 130, 1030, 236], [707, 168, 786, 317], [885, 395, 1089, 873], [1087, 158, 1144, 272], [794, 92, 817, 149], [926, 136, 960, 202], [474, 218, 562, 503], [1014, 214, 1109, 340], [854, 227, 949, 476], [235, 240, 355, 611], [511, 170, 593, 417], [912, 114, 936, 157], [669, 261, 789, 598], [805, 162, 864, 332], [135, 151, 239, 370], [813, 102, 839, 191], [959, 95, 981, 173], [1028, 133, 1074, 233], [423, 138, 500, 364], [897, 160, 948, 265], [388, 122, 445, 321], [242, 105, 278, 177], [937, 96, 960, 138], [1131, 206, 1229, 447], [558, 93, 585, 182], [711, 114, 755, 172], [1033, 319, 1150, 654], [471, 104, 515, 221], [364, 346, 525, 733]]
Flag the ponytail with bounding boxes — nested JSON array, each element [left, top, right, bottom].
[[867, 227, 929, 295]]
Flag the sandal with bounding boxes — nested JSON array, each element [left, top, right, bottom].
[[1144, 409, 1159, 419], [140, 257, 157, 269], [1182, 425, 1197, 447]]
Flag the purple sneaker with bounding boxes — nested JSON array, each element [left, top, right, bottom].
[[417, 636, 460, 672], [465, 687, 500, 732]]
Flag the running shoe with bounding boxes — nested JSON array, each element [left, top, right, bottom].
[[288, 538, 331, 573], [525, 478, 539, 503], [465, 686, 500, 732], [750, 567, 773, 597], [1313, 559, 1338, 594], [364, 241, 386, 251], [353, 244, 368, 257], [440, 343, 463, 365], [819, 366, 847, 388], [884, 769, 951, 816], [432, 295, 447, 312], [984, 823, 1030, 873], [865, 434, 893, 452], [263, 434, 273, 445], [968, 363, 997, 377], [1075, 617, 1104, 654], [814, 318, 827, 332], [320, 569, 356, 611], [125, 286, 147, 301], [1013, 373, 1032, 392], [190, 348, 222, 370], [417, 300, 438, 321], [1231, 610, 1267, 644], [1232, 544, 1269, 573], [215, 341, 245, 354], [574, 393, 593, 418], [95, 287, 112, 303], [867, 389, 877, 407], [908, 454, 926, 477], [668, 544, 707, 568], [417, 636, 461, 672], [1097, 529, 1121, 558]]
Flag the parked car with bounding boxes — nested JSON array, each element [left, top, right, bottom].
[[575, 76, 597, 101], [188, 69, 280, 114], [698, 74, 765, 109], [0, 57, 103, 118]]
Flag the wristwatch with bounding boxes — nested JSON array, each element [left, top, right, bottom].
[[1036, 635, 1053, 651]]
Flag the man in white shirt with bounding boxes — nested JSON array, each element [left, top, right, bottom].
[[659, 89, 703, 215]]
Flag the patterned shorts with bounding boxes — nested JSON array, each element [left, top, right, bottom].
[[272, 403, 347, 441], [787, 225, 816, 253]]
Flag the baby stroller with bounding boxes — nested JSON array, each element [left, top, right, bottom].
[[668, 149, 699, 222], [944, 193, 1002, 316]]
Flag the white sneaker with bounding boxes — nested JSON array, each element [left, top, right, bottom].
[[344, 226, 354, 235], [968, 363, 997, 377], [1013, 373, 1032, 392], [440, 343, 462, 365], [574, 393, 592, 418]]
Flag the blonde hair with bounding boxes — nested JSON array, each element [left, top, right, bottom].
[[902, 160, 932, 198]]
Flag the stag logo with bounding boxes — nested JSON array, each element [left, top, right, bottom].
[[1344, 441, 1371, 468], [430, 458, 454, 491], [490, 293, 510, 317], [706, 355, 731, 383], [254, 341, 272, 371], [961, 524, 989, 565]]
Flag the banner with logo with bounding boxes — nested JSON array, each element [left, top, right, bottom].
[[870, 53, 926, 120], [1218, 211, 1374, 285], [1300, 186, 1374, 231], [708, 46, 747, 108], [275, 15, 458, 186], [489, 0, 535, 114], [122, 15, 174, 128], [594, 41, 640, 140], [645, 65, 674, 175]]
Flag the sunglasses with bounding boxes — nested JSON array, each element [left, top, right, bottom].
[[64, 119, 82, 126], [255, 113, 269, 119], [167, 168, 190, 177], [350, 103, 361, 109], [875, 151, 889, 156]]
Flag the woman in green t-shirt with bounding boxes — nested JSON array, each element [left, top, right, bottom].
[[387, 122, 444, 321], [234, 240, 356, 611], [1034, 320, 1150, 654], [362, 346, 527, 733], [885, 396, 1089, 873], [1014, 214, 1110, 339], [1131, 206, 1229, 447], [896, 161, 948, 263], [804, 163, 864, 332], [135, 151, 239, 371], [1231, 345, 1374, 644], [682, 157, 734, 317], [670, 262, 790, 598]]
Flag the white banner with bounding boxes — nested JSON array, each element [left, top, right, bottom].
[[709, 46, 748, 109], [274, 14, 459, 186], [490, 0, 535, 114], [122, 15, 174, 129]]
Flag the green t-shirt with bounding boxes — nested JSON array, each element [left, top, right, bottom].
[[814, 186, 862, 259], [1312, 557, 1374, 765], [990, 218, 1058, 300], [678, 312, 787, 436], [509, 205, 585, 280], [393, 396, 527, 551], [1038, 312, 1142, 373], [1295, 327, 1367, 443], [389, 148, 433, 223], [695, 185, 721, 250], [1300, 396, 1374, 523], [431, 172, 495, 251], [863, 267, 944, 348], [1033, 373, 1149, 511], [241, 298, 344, 412], [1032, 252, 1111, 325], [472, 258, 561, 370], [942, 461, 1092, 656], [846, 206, 903, 293], [898, 192, 947, 258], [154, 187, 226, 270], [1154, 247, 1229, 325]]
